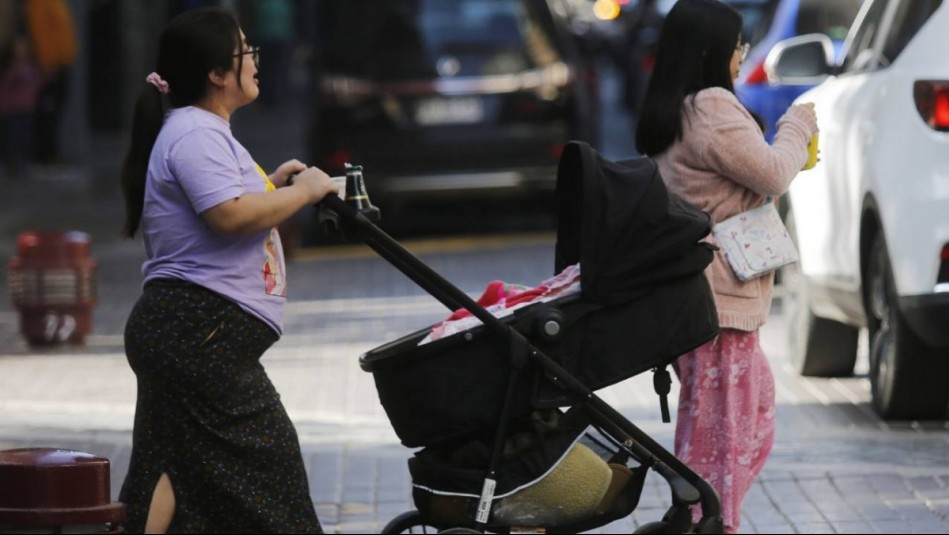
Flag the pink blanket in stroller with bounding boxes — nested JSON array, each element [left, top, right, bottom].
[[420, 264, 582, 345]]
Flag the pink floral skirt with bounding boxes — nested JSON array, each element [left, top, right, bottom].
[[672, 329, 776, 534]]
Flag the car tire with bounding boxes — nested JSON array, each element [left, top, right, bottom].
[[783, 210, 859, 377], [865, 233, 949, 419]]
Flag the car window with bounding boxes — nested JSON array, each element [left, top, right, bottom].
[[880, 0, 943, 64], [796, 0, 864, 41], [721, 0, 780, 48], [321, 0, 565, 81], [841, 0, 890, 73]]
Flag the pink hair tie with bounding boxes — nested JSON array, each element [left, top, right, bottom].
[[145, 72, 170, 95]]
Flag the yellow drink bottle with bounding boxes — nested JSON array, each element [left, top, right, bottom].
[[803, 133, 819, 170]]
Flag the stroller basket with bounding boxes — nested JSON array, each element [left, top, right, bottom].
[[359, 272, 718, 448], [406, 407, 650, 532], [412, 459, 649, 534]]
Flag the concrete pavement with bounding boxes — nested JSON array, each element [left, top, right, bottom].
[[2, 293, 949, 533]]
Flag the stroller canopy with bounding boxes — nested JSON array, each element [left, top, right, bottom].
[[555, 141, 714, 304], [360, 142, 721, 449]]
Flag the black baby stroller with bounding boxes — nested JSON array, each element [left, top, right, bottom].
[[322, 141, 723, 533]]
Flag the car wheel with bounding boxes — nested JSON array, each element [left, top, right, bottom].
[[783, 210, 859, 376], [865, 233, 949, 419]]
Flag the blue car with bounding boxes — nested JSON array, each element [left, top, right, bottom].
[[726, 0, 863, 141]]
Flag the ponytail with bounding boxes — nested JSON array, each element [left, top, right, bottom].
[[120, 7, 242, 238], [120, 85, 166, 238]]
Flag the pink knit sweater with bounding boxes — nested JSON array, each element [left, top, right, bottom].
[[655, 87, 818, 331]]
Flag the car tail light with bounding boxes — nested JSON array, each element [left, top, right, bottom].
[[938, 244, 949, 284], [743, 61, 769, 85], [325, 150, 353, 173], [641, 53, 656, 73], [549, 143, 565, 160], [913, 80, 949, 131]]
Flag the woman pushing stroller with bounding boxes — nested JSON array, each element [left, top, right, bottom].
[[118, 7, 339, 533], [636, 0, 819, 532]]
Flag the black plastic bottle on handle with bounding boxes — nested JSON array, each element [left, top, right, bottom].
[[344, 163, 381, 224]]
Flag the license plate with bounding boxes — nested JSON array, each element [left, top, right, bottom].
[[414, 97, 484, 125]]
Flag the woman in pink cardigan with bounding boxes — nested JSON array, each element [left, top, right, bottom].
[[635, 0, 818, 532]]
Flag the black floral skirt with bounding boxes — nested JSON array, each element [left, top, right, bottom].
[[119, 278, 321, 534]]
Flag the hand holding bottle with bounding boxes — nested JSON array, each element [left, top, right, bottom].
[[802, 133, 819, 170], [789, 102, 819, 170]]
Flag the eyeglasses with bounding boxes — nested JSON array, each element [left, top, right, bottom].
[[234, 46, 260, 68], [736, 42, 750, 62]]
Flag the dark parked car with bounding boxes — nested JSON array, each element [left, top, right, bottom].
[[308, 0, 598, 225]]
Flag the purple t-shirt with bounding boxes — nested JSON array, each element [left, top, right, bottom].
[[141, 106, 288, 334]]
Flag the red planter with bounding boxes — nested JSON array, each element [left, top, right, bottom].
[[8, 231, 97, 346], [0, 448, 125, 532]]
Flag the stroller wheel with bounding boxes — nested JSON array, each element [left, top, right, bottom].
[[380, 510, 458, 534]]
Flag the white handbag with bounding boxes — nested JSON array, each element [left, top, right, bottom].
[[711, 197, 798, 282]]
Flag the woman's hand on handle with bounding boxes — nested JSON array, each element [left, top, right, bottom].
[[292, 166, 342, 204], [271, 159, 307, 188]]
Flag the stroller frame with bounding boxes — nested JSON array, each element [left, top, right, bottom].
[[322, 193, 724, 534]]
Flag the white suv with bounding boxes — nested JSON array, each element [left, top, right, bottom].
[[768, 0, 949, 419]]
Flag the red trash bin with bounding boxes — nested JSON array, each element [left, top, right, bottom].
[[7, 231, 97, 346], [0, 448, 126, 533]]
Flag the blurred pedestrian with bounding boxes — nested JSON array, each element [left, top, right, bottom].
[[118, 7, 340, 533], [0, 33, 42, 179], [635, 0, 818, 532], [24, 0, 76, 164]]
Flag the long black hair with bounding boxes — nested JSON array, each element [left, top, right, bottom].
[[635, 0, 744, 157], [120, 7, 244, 238]]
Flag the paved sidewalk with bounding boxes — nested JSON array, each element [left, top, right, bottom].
[[2, 237, 949, 533], [0, 346, 949, 533]]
